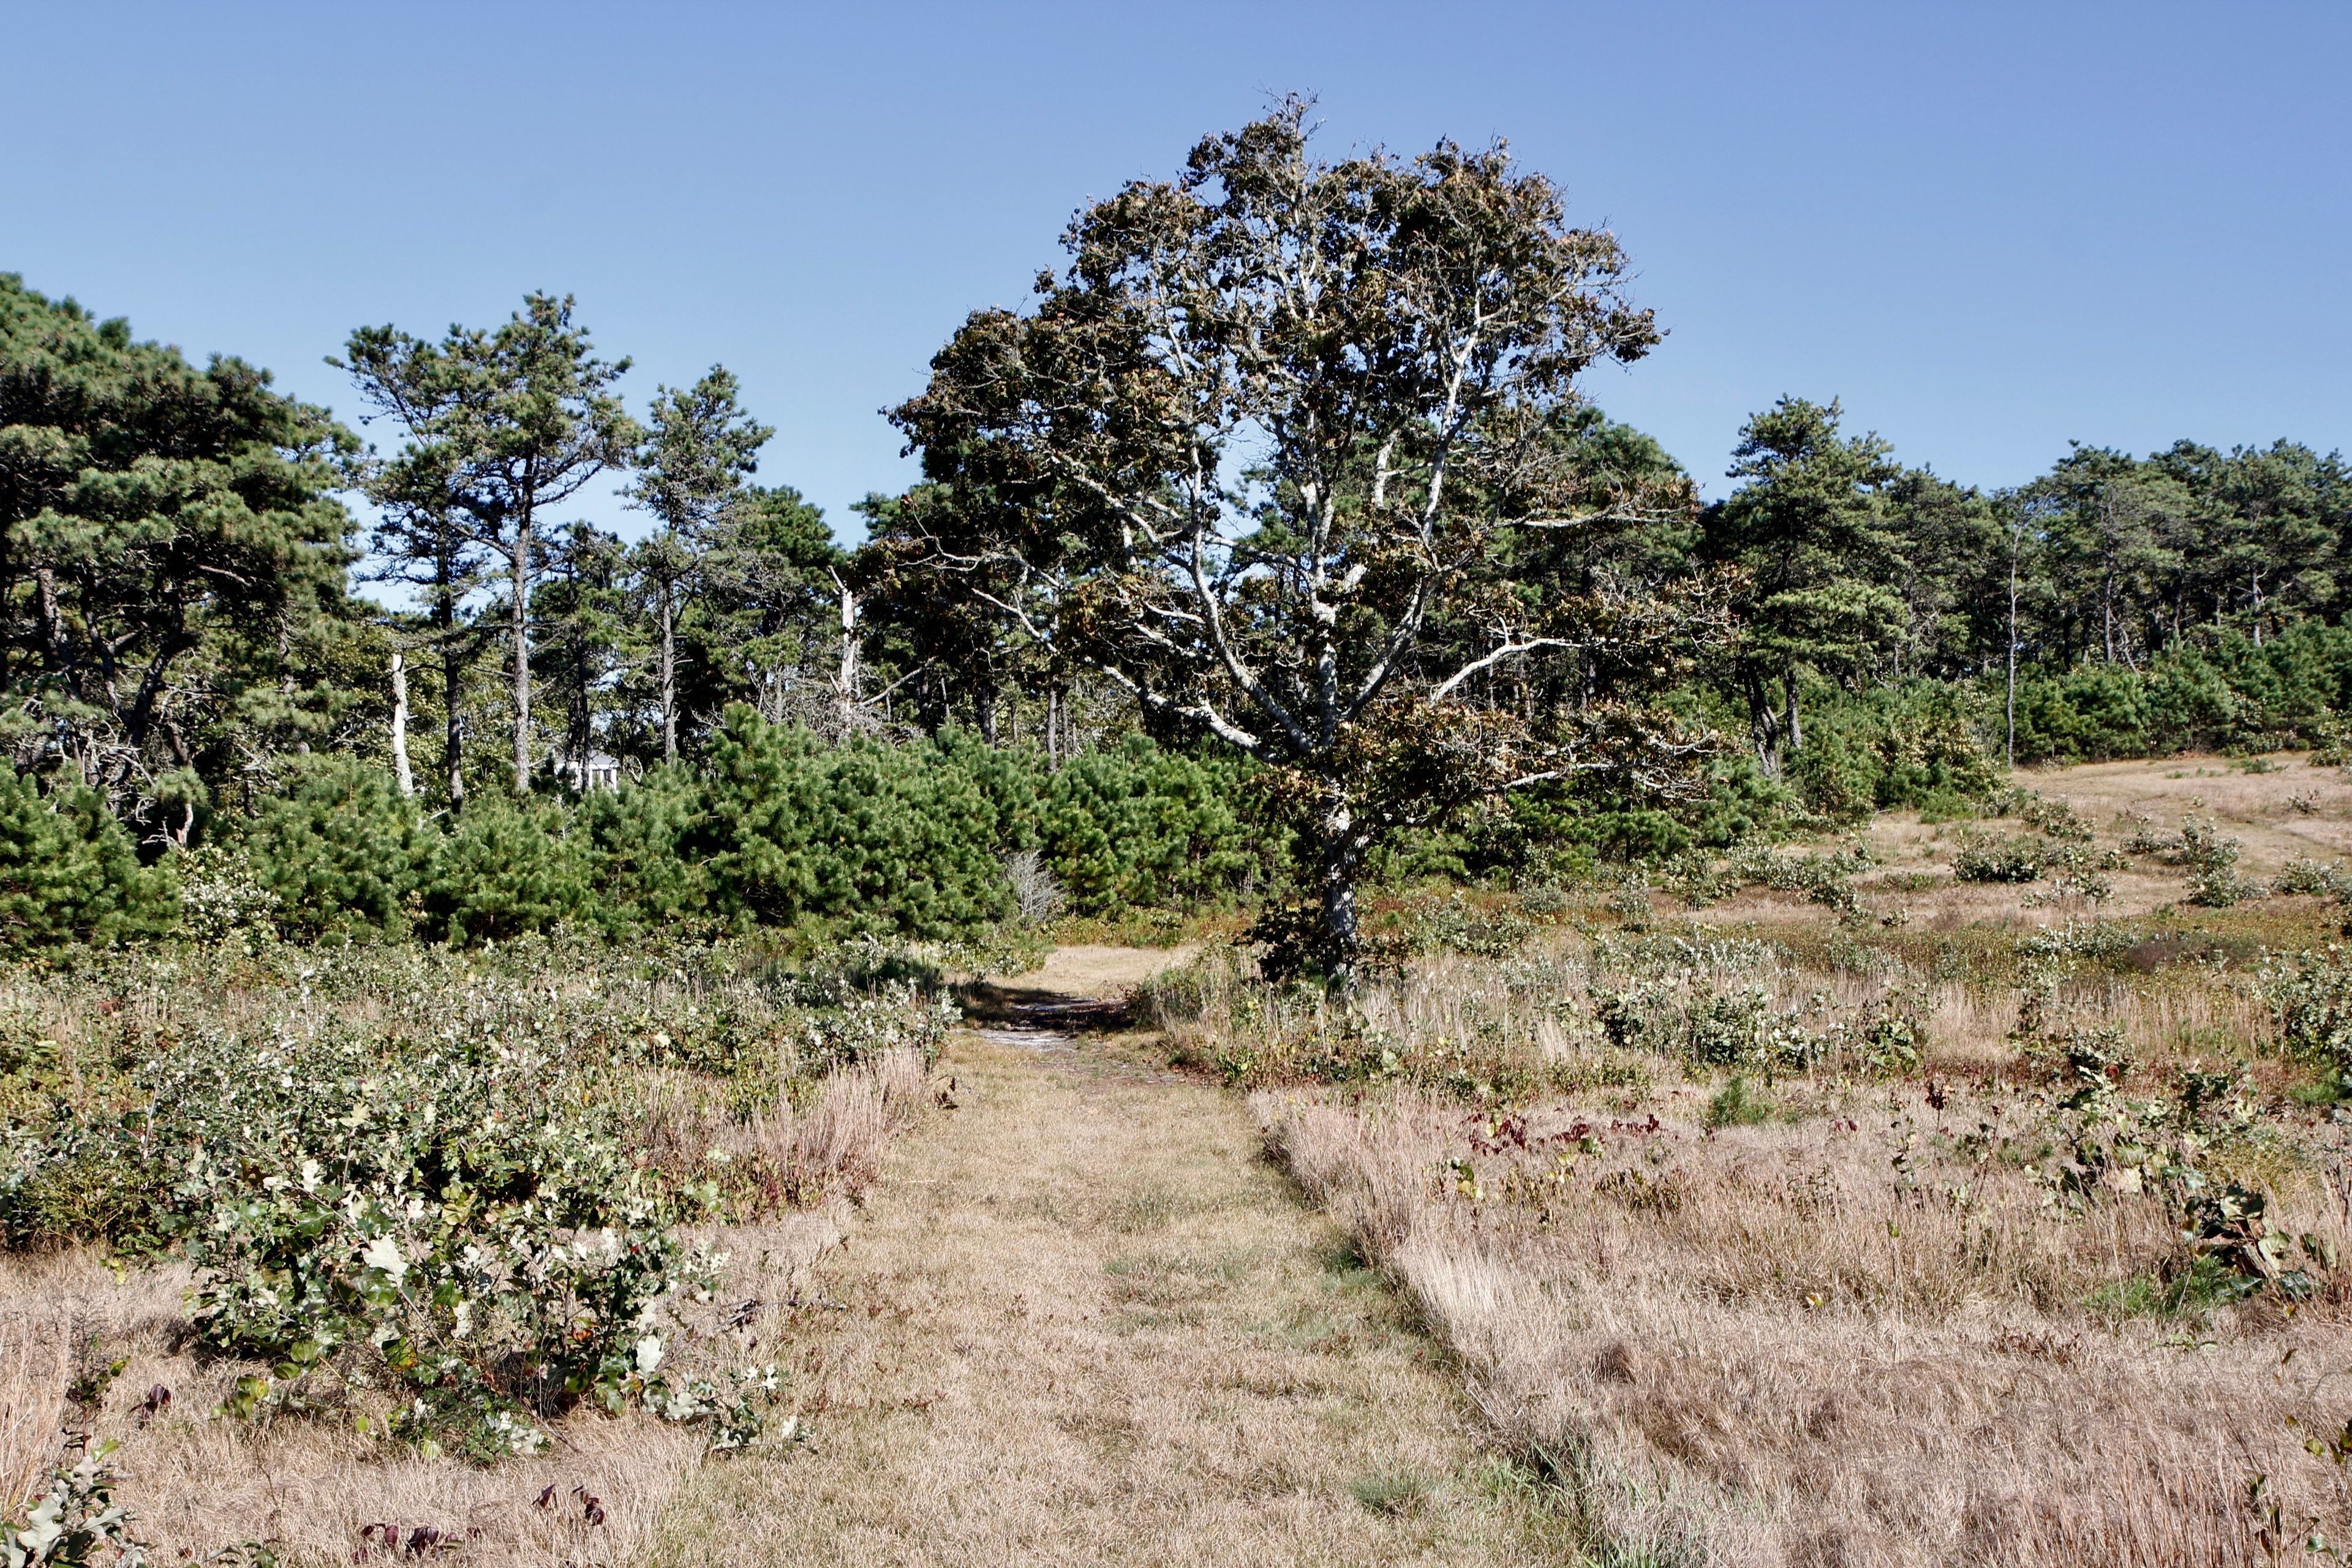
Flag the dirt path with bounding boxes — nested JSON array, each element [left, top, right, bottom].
[[650, 958, 1552, 1567]]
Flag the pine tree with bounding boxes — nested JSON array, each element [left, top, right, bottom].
[[340, 295, 638, 793], [623, 368, 772, 763]]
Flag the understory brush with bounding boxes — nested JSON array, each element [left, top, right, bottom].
[[1147, 932, 1934, 1099], [0, 935, 946, 1553]]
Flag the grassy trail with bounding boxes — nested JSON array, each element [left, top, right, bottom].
[[650, 950, 1552, 1567]]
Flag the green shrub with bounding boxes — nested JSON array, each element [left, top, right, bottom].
[[693, 709, 1016, 939], [156, 1023, 774, 1456], [1789, 682, 2002, 821], [579, 767, 713, 935], [1589, 970, 1826, 1074], [2273, 857, 2352, 899], [0, 774, 175, 949], [1040, 736, 1257, 913], [2008, 622, 2352, 762], [0, 1053, 173, 1250], [1, 1441, 150, 1566], [233, 756, 429, 941], [1677, 755, 1795, 850], [421, 794, 593, 944], [2263, 948, 2352, 1078], [1703, 1075, 1773, 1129], [1953, 831, 2045, 883], [172, 842, 282, 947], [2176, 816, 2255, 907]]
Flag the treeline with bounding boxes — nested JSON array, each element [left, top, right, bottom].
[[1681, 398, 2352, 772], [2, 268, 2348, 950], [8, 715, 1261, 948]]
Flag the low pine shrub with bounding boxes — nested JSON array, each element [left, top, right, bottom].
[[0, 775, 176, 949], [420, 793, 594, 944], [232, 755, 429, 942]]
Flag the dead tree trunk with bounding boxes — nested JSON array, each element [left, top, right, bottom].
[[389, 649, 415, 797], [831, 570, 859, 734], [510, 513, 533, 793]]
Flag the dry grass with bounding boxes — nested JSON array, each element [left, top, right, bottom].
[[1263, 1082, 2352, 1564], [1820, 750, 2352, 927], [643, 1046, 935, 1207], [1, 1291, 75, 1515], [0, 1246, 718, 1564], [1212, 758, 2352, 1564], [2023, 752, 2352, 872], [1001, 941, 1204, 994]]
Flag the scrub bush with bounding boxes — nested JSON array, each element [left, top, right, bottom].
[[0, 775, 176, 949], [232, 755, 429, 942], [160, 1025, 766, 1457]]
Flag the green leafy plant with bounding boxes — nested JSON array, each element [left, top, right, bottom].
[[2263, 948, 2352, 1077], [2177, 816, 2255, 907], [1856, 993, 1924, 1074], [1703, 1075, 1773, 1129], [2, 1441, 148, 1567], [154, 1024, 764, 1456], [2274, 856, 2352, 899], [1953, 831, 2045, 884], [0, 940, 956, 1455]]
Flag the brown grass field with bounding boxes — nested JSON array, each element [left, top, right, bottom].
[[1191, 753, 2352, 1566]]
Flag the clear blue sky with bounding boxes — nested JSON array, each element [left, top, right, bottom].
[[5, 1, 2346, 542]]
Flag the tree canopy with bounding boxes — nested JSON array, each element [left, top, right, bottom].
[[888, 100, 1714, 984], [0, 273, 360, 837], [7, 108, 2352, 960]]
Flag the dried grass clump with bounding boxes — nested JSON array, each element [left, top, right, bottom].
[[0, 1302, 75, 1515], [722, 1047, 932, 1205]]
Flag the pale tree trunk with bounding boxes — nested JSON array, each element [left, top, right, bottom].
[[1731, 649, 1793, 778], [510, 516, 532, 793], [2007, 523, 2021, 769], [389, 649, 414, 797], [442, 645, 467, 809], [1747, 668, 1785, 778], [276, 609, 296, 702], [658, 583, 677, 765], [831, 572, 859, 733], [1782, 674, 1801, 758], [2100, 489, 2117, 665], [1318, 786, 1367, 997]]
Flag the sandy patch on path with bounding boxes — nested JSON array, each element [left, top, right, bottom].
[[996, 942, 1199, 997]]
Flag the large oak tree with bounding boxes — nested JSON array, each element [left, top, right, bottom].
[[889, 102, 1712, 987]]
